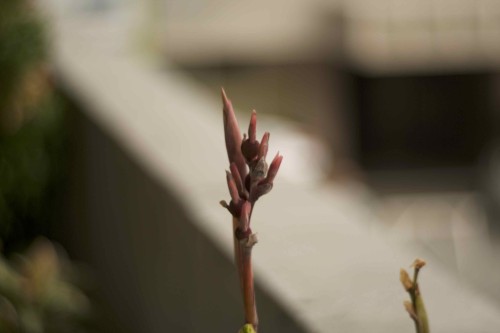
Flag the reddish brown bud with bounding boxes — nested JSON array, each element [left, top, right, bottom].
[[247, 154, 281, 202], [222, 88, 247, 179], [241, 139, 260, 164], [226, 170, 240, 203], [265, 152, 283, 184], [258, 132, 270, 160], [248, 110, 257, 142], [241, 111, 260, 164], [235, 201, 252, 239], [221, 88, 283, 223], [230, 163, 244, 196]]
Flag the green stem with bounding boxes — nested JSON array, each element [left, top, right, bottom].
[[412, 267, 429, 333]]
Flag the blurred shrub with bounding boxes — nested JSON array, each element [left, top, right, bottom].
[[0, 3, 90, 331], [0, 0, 66, 252], [0, 0, 47, 127], [0, 238, 90, 333]]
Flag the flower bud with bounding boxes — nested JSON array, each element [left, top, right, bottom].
[[258, 132, 270, 160], [411, 258, 426, 270], [248, 110, 257, 142], [400, 269, 413, 291], [265, 153, 283, 184], [241, 111, 261, 164], [222, 88, 247, 179], [235, 201, 252, 239], [226, 170, 240, 203], [230, 162, 245, 197], [403, 300, 417, 320]]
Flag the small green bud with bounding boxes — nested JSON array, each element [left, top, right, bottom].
[[238, 324, 256, 333]]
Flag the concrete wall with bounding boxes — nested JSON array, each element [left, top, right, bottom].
[[62, 106, 307, 333]]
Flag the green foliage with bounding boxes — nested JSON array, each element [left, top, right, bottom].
[[0, 3, 89, 332], [0, 0, 66, 252], [0, 96, 65, 251], [0, 0, 47, 113]]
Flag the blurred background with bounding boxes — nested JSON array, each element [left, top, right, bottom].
[[2, 0, 500, 332]]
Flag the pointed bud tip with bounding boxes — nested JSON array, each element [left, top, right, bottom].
[[266, 153, 283, 183], [258, 132, 271, 159], [221, 87, 228, 102], [403, 301, 417, 320], [249, 110, 258, 142], [221, 87, 232, 116], [400, 268, 413, 291], [221, 88, 247, 179], [411, 258, 426, 270]]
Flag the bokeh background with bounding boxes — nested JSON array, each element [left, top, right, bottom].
[[2, 0, 500, 332]]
